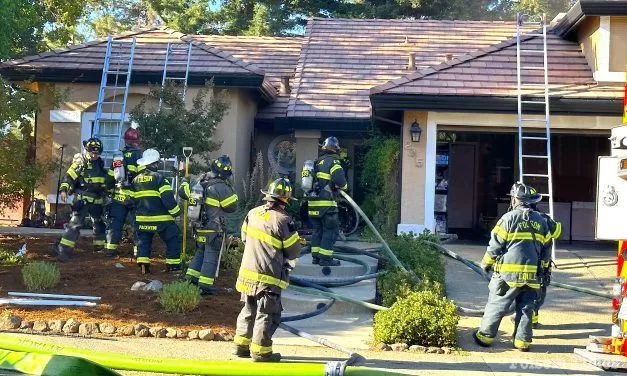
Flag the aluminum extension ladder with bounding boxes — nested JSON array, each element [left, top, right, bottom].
[[158, 41, 192, 110], [516, 13, 556, 261], [93, 36, 136, 165]]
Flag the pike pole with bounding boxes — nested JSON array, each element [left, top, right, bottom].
[[182, 147, 193, 260]]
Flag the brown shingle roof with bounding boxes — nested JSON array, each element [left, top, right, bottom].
[[0, 28, 266, 76], [287, 18, 535, 119], [371, 32, 622, 99]]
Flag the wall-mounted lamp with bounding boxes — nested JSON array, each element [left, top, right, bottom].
[[409, 120, 422, 143]]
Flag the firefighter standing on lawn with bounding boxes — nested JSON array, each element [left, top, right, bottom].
[[178, 155, 238, 295], [53, 138, 108, 261], [233, 178, 301, 362], [131, 148, 182, 274], [308, 136, 348, 267], [473, 182, 552, 352], [104, 128, 144, 258]]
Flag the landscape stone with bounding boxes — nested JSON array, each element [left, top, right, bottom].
[[62, 319, 80, 334], [150, 326, 167, 338], [409, 345, 427, 352], [165, 328, 178, 338], [48, 319, 66, 332], [119, 325, 135, 336], [99, 322, 116, 334], [1, 314, 22, 330], [79, 323, 100, 335], [188, 330, 199, 340], [19, 320, 33, 330], [390, 343, 409, 352], [198, 328, 215, 341], [176, 329, 189, 339], [32, 320, 48, 332]]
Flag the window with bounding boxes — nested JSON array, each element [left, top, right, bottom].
[[91, 120, 130, 166]]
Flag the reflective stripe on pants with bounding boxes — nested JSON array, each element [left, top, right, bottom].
[[235, 291, 282, 355]]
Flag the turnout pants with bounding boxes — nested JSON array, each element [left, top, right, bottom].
[[58, 198, 105, 257], [310, 210, 339, 261], [476, 275, 538, 349], [105, 200, 137, 256], [234, 291, 282, 356], [533, 285, 547, 325], [135, 221, 181, 266], [186, 228, 223, 289]]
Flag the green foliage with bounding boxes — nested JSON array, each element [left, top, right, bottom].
[[131, 81, 228, 170], [0, 248, 25, 266], [359, 137, 400, 235], [222, 236, 245, 270], [377, 268, 444, 307], [21, 262, 61, 291], [373, 290, 459, 347], [385, 231, 445, 286], [239, 151, 268, 213], [158, 281, 201, 313]]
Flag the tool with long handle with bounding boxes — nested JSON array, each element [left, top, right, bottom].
[[181, 147, 193, 260]]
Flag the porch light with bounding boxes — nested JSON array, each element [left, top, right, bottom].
[[409, 121, 422, 143]]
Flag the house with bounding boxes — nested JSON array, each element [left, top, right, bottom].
[[1, 0, 625, 241]]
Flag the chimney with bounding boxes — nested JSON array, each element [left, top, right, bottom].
[[280, 76, 291, 95], [408, 52, 416, 70], [445, 53, 454, 62]]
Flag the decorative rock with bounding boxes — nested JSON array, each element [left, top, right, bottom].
[[436, 348, 445, 354], [216, 330, 233, 341], [188, 330, 199, 340], [48, 319, 66, 333], [134, 323, 151, 337], [119, 325, 135, 336], [144, 280, 164, 292], [99, 323, 116, 334], [115, 263, 125, 269], [409, 345, 427, 353], [62, 319, 80, 334], [390, 343, 409, 352], [373, 343, 391, 351], [165, 328, 178, 338], [150, 326, 167, 338], [32, 320, 48, 332], [19, 321, 33, 330], [198, 328, 215, 341], [426, 347, 440, 354], [1, 314, 22, 330], [442, 347, 453, 355], [131, 281, 147, 291], [176, 329, 189, 339], [79, 323, 100, 335]]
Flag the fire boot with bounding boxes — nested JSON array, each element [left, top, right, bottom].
[[251, 352, 282, 363], [165, 264, 182, 273], [200, 286, 219, 296], [231, 346, 251, 358], [50, 241, 71, 262], [104, 250, 118, 258], [311, 255, 320, 265], [319, 258, 340, 267], [138, 263, 151, 275]]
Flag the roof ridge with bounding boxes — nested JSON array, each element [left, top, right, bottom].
[[182, 35, 266, 76], [309, 17, 520, 24], [287, 18, 315, 115], [195, 34, 304, 40], [370, 33, 541, 94]]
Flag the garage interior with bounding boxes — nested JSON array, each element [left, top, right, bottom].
[[437, 130, 610, 241]]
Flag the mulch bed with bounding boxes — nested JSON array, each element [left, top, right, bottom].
[[0, 234, 241, 333]]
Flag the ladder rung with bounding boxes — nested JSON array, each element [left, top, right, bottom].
[[521, 119, 547, 122], [106, 70, 130, 75], [101, 101, 125, 105], [520, 49, 544, 54], [164, 77, 187, 80], [521, 66, 545, 70], [521, 100, 546, 104], [103, 86, 127, 90], [167, 62, 189, 65], [523, 173, 549, 177], [522, 155, 549, 159], [522, 136, 548, 140]]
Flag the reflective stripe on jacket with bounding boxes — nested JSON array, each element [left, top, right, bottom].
[[308, 153, 348, 211], [482, 205, 552, 289], [131, 170, 180, 223], [237, 203, 301, 295], [107, 146, 143, 203], [59, 155, 107, 199]]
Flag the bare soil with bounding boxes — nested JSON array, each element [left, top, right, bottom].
[[0, 234, 241, 332]]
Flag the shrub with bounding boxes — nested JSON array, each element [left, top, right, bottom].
[[0, 248, 25, 266], [377, 268, 444, 307], [21, 262, 60, 291], [158, 281, 201, 313], [222, 236, 245, 271], [384, 231, 445, 288], [373, 290, 459, 347]]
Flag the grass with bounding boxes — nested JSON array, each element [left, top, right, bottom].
[[0, 248, 25, 266], [21, 262, 60, 291], [158, 281, 201, 313]]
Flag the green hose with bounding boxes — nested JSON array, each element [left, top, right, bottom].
[[0, 334, 406, 376], [0, 349, 120, 376], [551, 282, 613, 299]]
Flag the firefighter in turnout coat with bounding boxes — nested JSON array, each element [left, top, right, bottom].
[[473, 182, 552, 352], [53, 138, 108, 261], [308, 136, 348, 266], [104, 128, 143, 258], [131, 149, 182, 274], [233, 178, 301, 362], [178, 155, 238, 294]]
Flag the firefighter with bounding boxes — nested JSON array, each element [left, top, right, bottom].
[[132, 148, 182, 274], [473, 182, 553, 352], [104, 128, 143, 258], [178, 155, 238, 295], [233, 178, 301, 362], [308, 136, 348, 266], [53, 138, 108, 261]]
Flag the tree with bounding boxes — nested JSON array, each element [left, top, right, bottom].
[[130, 81, 229, 170]]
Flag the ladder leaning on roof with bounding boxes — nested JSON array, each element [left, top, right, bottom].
[[515, 13, 556, 261], [93, 35, 137, 165], [158, 41, 192, 110]]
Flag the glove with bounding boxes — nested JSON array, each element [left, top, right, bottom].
[[286, 259, 297, 270], [480, 261, 492, 274]]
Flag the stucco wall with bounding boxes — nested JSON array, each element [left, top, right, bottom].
[[35, 83, 257, 205], [577, 16, 601, 73], [610, 16, 627, 72]]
